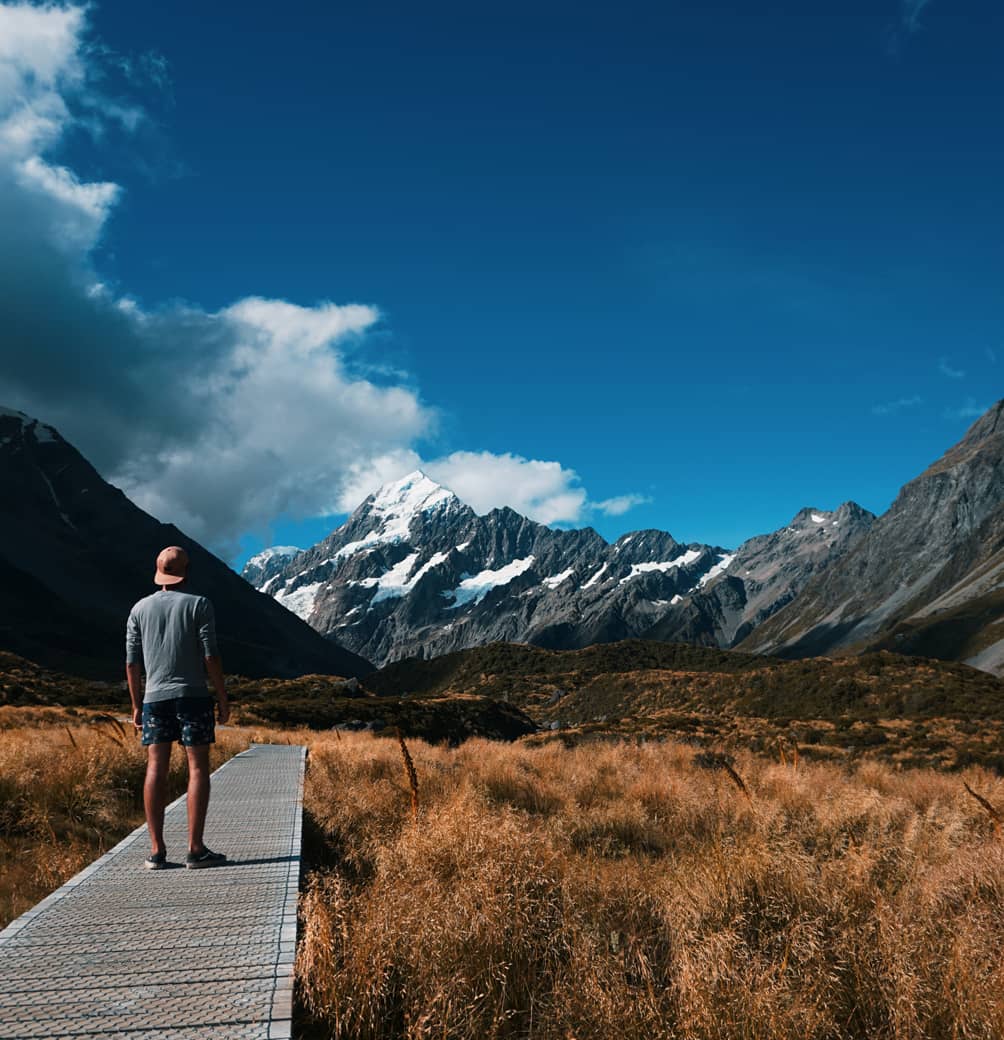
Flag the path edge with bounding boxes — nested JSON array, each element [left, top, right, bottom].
[[267, 743, 306, 1039]]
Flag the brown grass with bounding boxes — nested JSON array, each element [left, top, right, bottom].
[[0, 709, 305, 927], [6, 705, 1004, 1038], [299, 733, 1004, 1040]]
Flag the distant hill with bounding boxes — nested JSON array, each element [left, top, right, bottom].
[[0, 408, 372, 680], [366, 638, 1004, 723]]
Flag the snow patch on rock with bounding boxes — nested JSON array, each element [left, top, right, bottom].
[[445, 556, 536, 608], [275, 581, 323, 621], [582, 563, 609, 589], [697, 553, 736, 589], [543, 568, 575, 589], [247, 545, 302, 569], [619, 549, 703, 585]]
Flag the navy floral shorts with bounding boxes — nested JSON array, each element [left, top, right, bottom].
[[142, 698, 216, 747]]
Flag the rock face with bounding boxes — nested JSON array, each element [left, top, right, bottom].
[[645, 502, 876, 648], [246, 471, 871, 667], [739, 401, 1004, 674], [0, 408, 372, 679]]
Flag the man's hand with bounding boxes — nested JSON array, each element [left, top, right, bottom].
[[205, 655, 229, 725], [126, 662, 144, 732]]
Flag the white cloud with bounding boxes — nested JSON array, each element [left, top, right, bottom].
[[0, 3, 642, 557], [426, 452, 588, 525], [593, 493, 653, 516], [0, 3, 84, 93], [938, 357, 965, 380], [336, 451, 650, 528], [334, 450, 425, 513], [0, 3, 434, 556], [871, 395, 923, 416]]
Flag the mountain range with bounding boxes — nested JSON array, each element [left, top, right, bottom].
[[246, 402, 1003, 676], [0, 407, 371, 679], [2, 397, 999, 684], [242, 477, 875, 668]]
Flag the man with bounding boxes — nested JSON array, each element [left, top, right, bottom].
[[126, 545, 230, 869]]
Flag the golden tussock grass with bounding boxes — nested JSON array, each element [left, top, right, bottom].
[[0, 711, 304, 927], [299, 733, 1004, 1040]]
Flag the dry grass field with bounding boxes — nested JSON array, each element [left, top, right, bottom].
[[3, 707, 1003, 1038], [0, 707, 302, 926], [299, 732, 1004, 1040]]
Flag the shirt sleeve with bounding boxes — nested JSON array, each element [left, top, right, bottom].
[[125, 609, 143, 665], [198, 598, 219, 658]]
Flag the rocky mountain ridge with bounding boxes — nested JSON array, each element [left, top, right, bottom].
[[246, 470, 873, 667], [739, 400, 1004, 674]]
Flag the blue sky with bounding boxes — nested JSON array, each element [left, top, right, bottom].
[[0, 0, 1000, 566]]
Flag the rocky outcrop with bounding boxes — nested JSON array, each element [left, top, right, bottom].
[[646, 502, 875, 647], [0, 408, 372, 679], [739, 401, 1004, 674]]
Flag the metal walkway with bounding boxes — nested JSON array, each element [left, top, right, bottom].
[[0, 743, 306, 1040]]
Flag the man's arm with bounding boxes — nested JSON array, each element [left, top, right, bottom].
[[205, 655, 230, 725], [126, 663, 144, 729], [197, 597, 229, 724], [125, 610, 144, 729]]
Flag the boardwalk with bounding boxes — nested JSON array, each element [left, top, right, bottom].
[[0, 744, 305, 1040]]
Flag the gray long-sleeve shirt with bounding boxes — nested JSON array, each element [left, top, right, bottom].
[[126, 589, 219, 703]]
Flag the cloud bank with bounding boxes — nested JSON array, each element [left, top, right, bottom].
[[0, 2, 646, 556]]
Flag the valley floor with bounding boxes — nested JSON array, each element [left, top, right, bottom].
[[5, 710, 1000, 1039]]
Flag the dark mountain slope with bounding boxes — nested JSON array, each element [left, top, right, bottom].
[[0, 408, 371, 679]]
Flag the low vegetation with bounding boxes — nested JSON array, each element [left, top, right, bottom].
[[2, 704, 1003, 1037], [299, 732, 1004, 1040], [366, 640, 1004, 771], [0, 708, 300, 927]]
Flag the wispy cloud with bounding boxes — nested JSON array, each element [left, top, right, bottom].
[[901, 0, 934, 33], [886, 0, 937, 56], [938, 357, 965, 380], [593, 494, 653, 517], [872, 395, 923, 416], [987, 347, 998, 365], [944, 398, 989, 421]]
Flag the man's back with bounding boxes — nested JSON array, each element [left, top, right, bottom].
[[126, 590, 218, 702]]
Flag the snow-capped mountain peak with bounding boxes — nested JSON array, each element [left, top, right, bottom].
[[365, 470, 458, 524], [246, 545, 303, 569], [244, 475, 879, 668]]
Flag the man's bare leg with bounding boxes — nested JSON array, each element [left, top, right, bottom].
[[185, 744, 211, 853], [144, 743, 172, 856]]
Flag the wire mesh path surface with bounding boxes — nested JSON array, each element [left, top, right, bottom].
[[0, 743, 306, 1040]]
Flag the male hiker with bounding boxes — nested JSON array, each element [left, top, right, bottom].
[[126, 545, 230, 869]]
